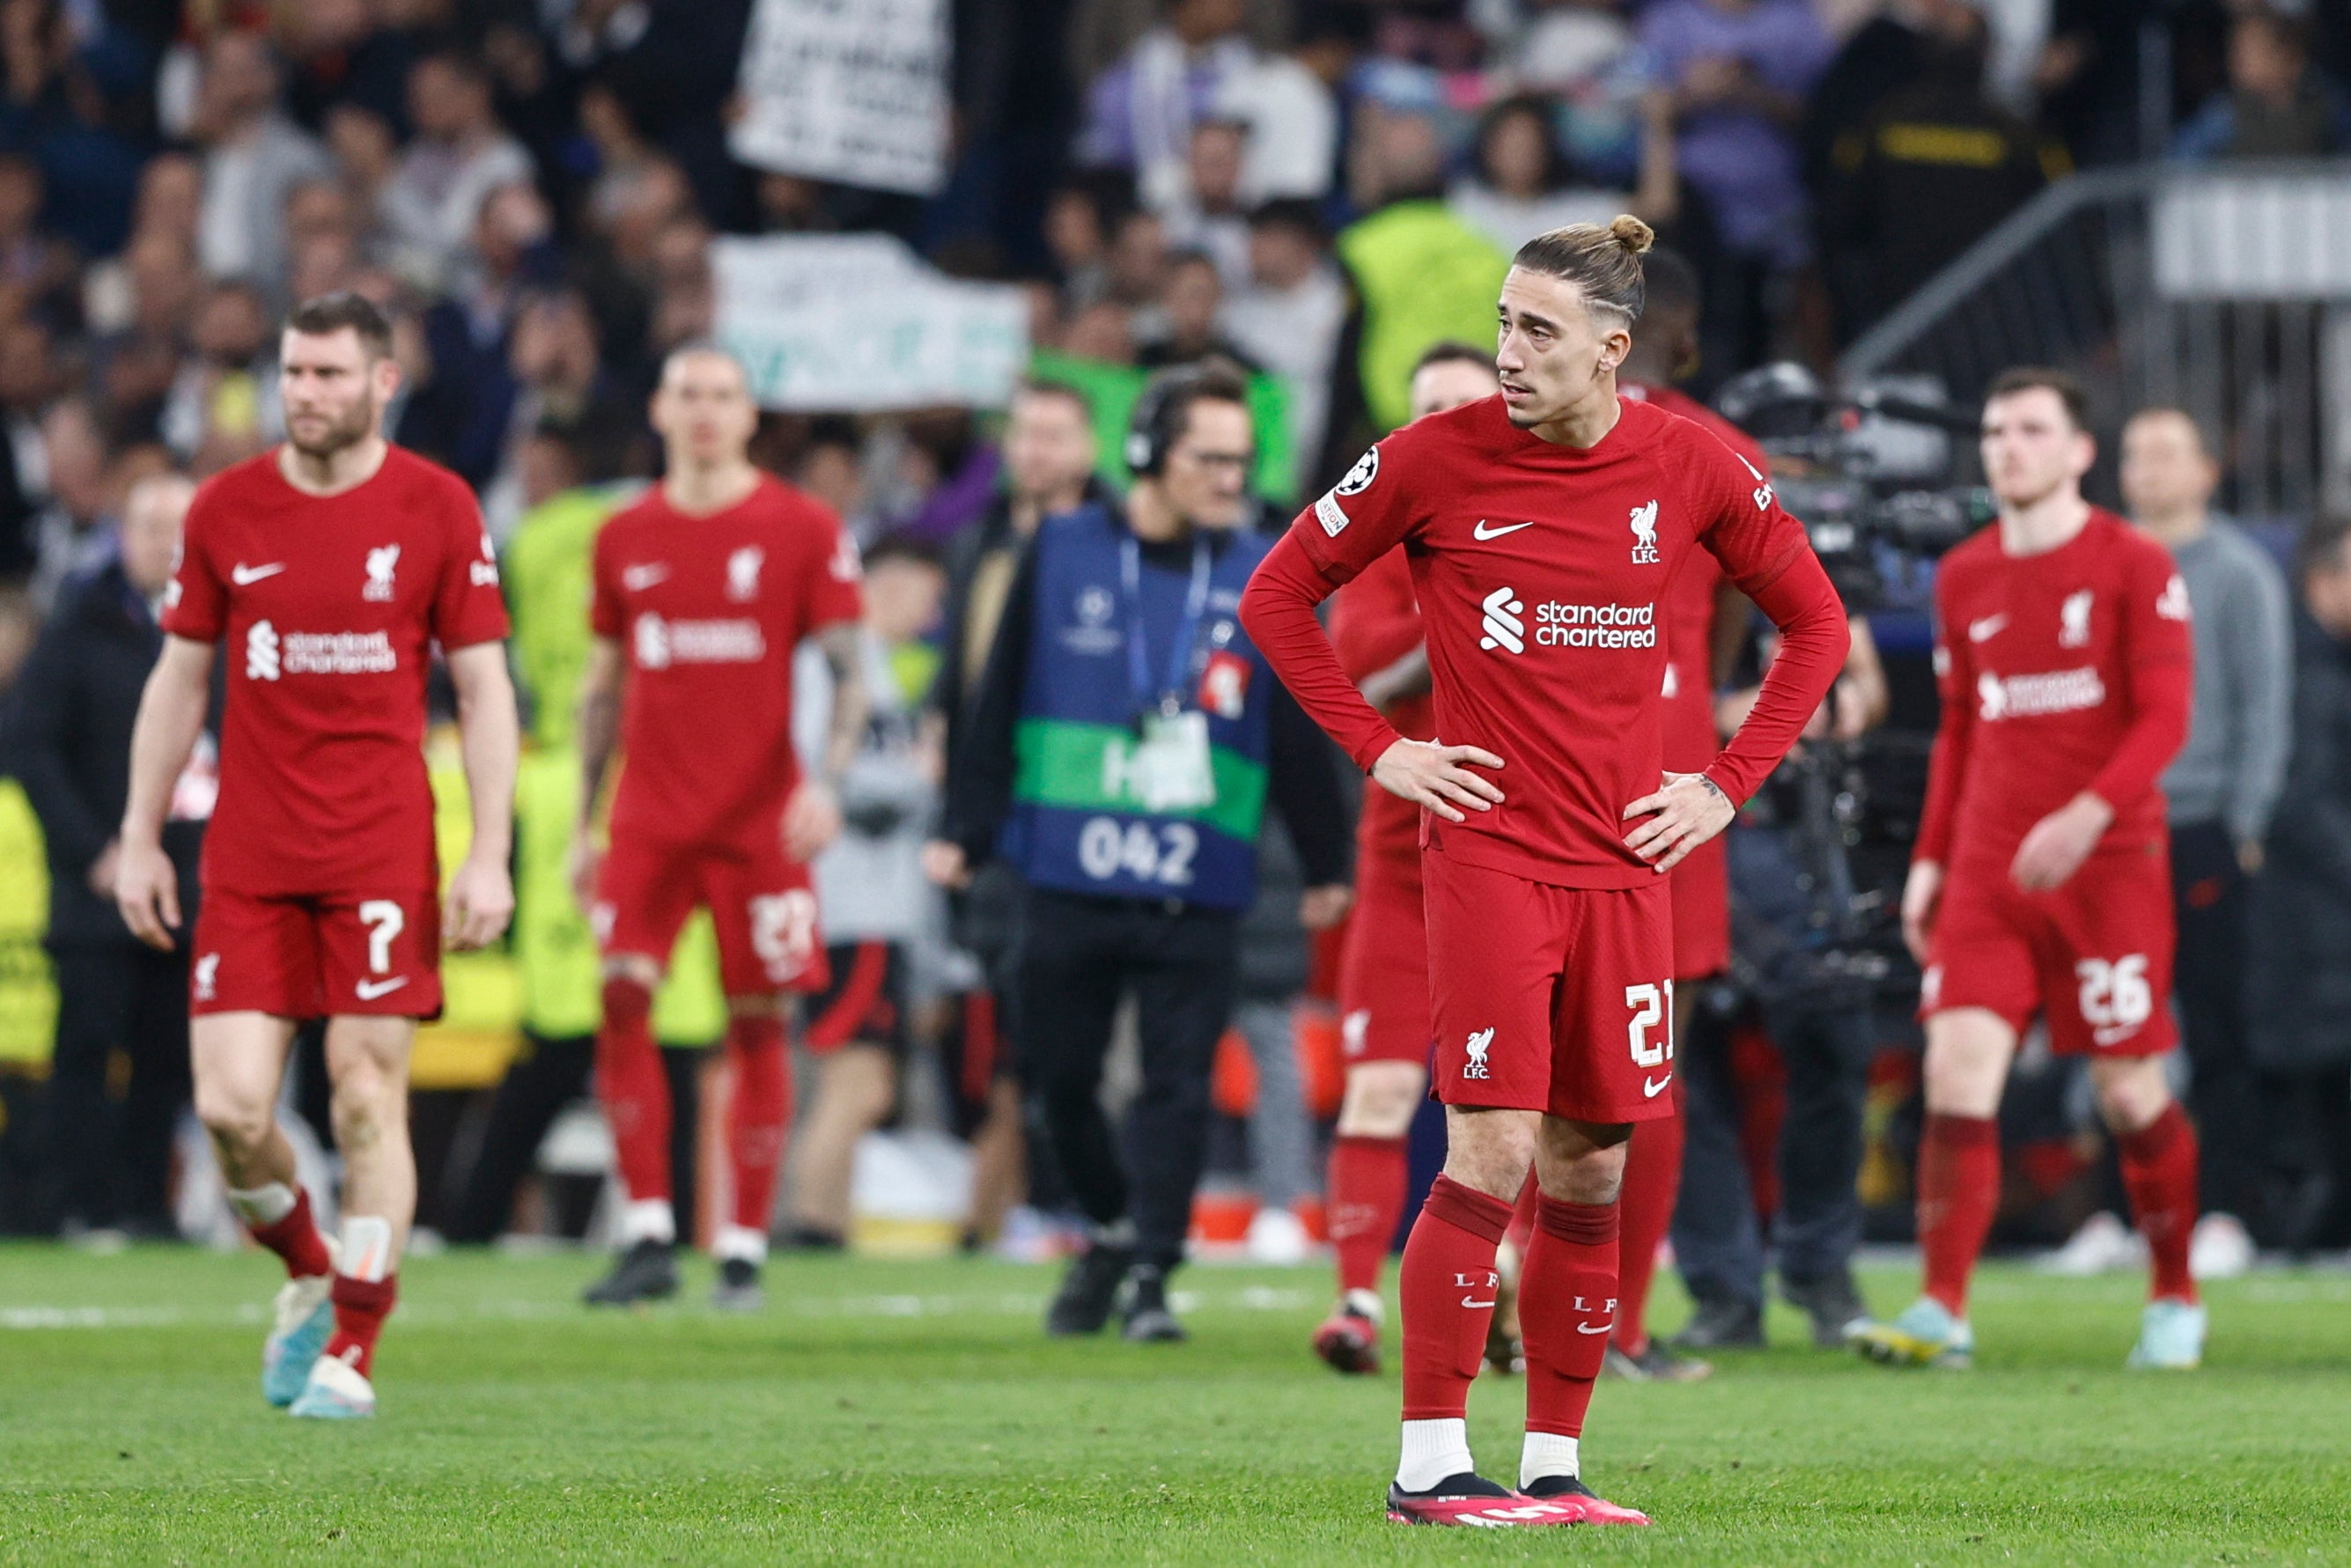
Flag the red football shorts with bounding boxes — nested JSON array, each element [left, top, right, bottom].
[[1336, 853, 1431, 1067], [1922, 842, 2177, 1057], [1424, 852, 1678, 1123], [593, 832, 828, 998], [1669, 833, 1730, 981], [190, 886, 443, 1020]]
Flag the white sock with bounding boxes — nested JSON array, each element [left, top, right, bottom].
[[339, 1216, 394, 1282], [1521, 1432, 1581, 1488], [620, 1198, 675, 1246], [713, 1224, 768, 1266], [1396, 1417, 1474, 1491], [225, 1182, 297, 1228], [1342, 1288, 1384, 1324]]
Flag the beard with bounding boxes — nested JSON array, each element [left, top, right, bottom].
[[286, 392, 377, 459]]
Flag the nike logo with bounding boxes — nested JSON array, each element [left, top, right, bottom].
[[1968, 614, 2008, 643], [1472, 519, 1535, 541], [232, 563, 286, 585], [1644, 1074, 1673, 1099], [1461, 1297, 1496, 1309], [1574, 1321, 1613, 1335], [622, 563, 669, 591], [354, 976, 409, 1000]]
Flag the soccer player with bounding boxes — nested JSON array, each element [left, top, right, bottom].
[[1242, 217, 1846, 1527], [1314, 342, 1500, 1378], [115, 291, 519, 1419], [1856, 368, 2202, 1371], [572, 344, 866, 1309]]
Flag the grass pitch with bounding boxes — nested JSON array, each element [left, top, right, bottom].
[[2, 1244, 2347, 1564]]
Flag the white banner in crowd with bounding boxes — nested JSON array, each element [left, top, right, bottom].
[[711, 234, 1030, 413], [730, 0, 950, 198]]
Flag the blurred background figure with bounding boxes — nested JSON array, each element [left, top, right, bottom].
[[12, 475, 202, 1243]]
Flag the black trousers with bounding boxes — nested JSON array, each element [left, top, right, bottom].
[[2171, 820, 2259, 1218], [1012, 887, 1239, 1273], [43, 941, 191, 1231], [1673, 993, 1878, 1307]]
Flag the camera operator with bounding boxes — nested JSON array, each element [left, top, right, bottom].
[[1671, 604, 1890, 1351], [930, 363, 1351, 1343]]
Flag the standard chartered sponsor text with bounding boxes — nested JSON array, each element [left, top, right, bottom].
[[1535, 600, 1656, 649], [282, 629, 398, 675]]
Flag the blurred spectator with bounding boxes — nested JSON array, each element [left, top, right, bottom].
[[2121, 409, 2290, 1271], [1043, 170, 1135, 310], [277, 0, 416, 136], [0, 152, 75, 323], [2172, 9, 2351, 161], [192, 31, 333, 285], [551, 0, 749, 230], [0, 314, 49, 577], [1327, 80, 1510, 467], [1448, 92, 1677, 259], [1137, 248, 1259, 372], [1816, 9, 2063, 345], [1222, 200, 1345, 470], [480, 287, 638, 537], [1103, 204, 1170, 310], [785, 534, 949, 1250], [11, 474, 202, 1243], [793, 417, 881, 541], [1163, 118, 1251, 288], [2247, 518, 2351, 1250], [26, 397, 107, 609], [0, 0, 143, 257], [884, 410, 1000, 547], [1077, 0, 1257, 215], [1206, 11, 1352, 203], [381, 52, 534, 287], [162, 278, 276, 465], [84, 154, 203, 334], [1640, 0, 1834, 369], [1501, 0, 1636, 94], [1802, 0, 1971, 192]]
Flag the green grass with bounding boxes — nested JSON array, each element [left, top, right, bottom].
[[2, 1244, 2347, 1565]]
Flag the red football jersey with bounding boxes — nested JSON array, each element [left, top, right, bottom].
[[162, 445, 509, 896], [1249, 394, 1845, 889], [1915, 509, 2192, 878], [591, 475, 862, 850], [1330, 547, 1430, 875]]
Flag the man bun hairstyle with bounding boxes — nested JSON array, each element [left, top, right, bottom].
[[1986, 364, 2091, 432], [285, 291, 393, 360], [1511, 214, 1653, 331]]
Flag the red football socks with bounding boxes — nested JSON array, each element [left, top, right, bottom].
[[1611, 1107, 1684, 1358], [1503, 1173, 1540, 1260], [2118, 1101, 2200, 1305], [1522, 1196, 1618, 1439], [248, 1188, 334, 1280], [1918, 1112, 2000, 1316], [1398, 1174, 1514, 1421], [594, 977, 671, 1204], [726, 1012, 792, 1234], [324, 1274, 397, 1379], [1327, 1135, 1409, 1298]]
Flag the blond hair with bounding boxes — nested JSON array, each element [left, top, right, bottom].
[[1511, 214, 1654, 331]]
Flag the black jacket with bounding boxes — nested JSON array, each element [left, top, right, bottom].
[[2248, 608, 2351, 1070], [8, 560, 206, 946], [941, 515, 1352, 896]]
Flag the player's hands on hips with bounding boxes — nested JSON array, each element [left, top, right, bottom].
[[1372, 737, 1504, 823], [1622, 771, 1733, 872], [1900, 859, 1944, 965], [922, 839, 970, 889], [1300, 883, 1352, 931], [445, 852, 515, 951], [114, 837, 180, 951], [784, 777, 844, 863], [2010, 791, 2114, 893]]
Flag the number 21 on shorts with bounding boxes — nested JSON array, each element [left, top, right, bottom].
[[1628, 979, 1675, 1099]]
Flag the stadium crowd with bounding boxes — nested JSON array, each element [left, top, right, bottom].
[[0, 0, 2347, 1347]]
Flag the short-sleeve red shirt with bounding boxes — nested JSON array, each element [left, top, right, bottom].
[[591, 474, 863, 850], [161, 445, 509, 895], [1293, 394, 1815, 888]]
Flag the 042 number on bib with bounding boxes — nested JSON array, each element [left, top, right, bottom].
[[1076, 818, 1198, 887]]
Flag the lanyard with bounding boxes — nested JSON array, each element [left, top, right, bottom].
[[1121, 531, 1212, 718]]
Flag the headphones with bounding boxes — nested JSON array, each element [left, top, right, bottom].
[[1124, 365, 1203, 478]]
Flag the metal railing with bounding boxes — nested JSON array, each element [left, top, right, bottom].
[[1840, 160, 2351, 520]]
